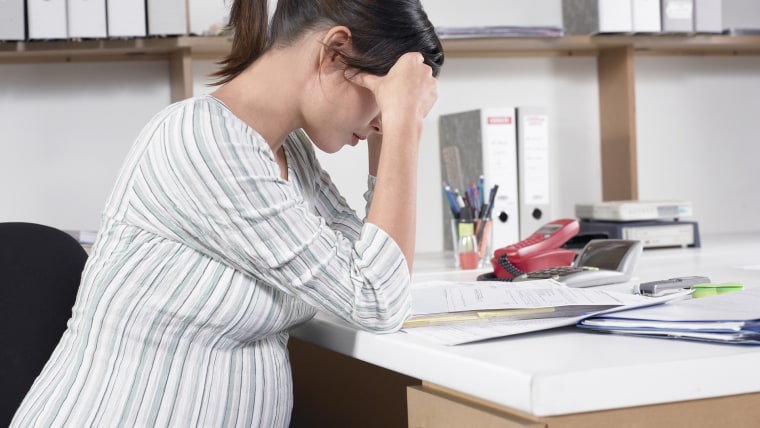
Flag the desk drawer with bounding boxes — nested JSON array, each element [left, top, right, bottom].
[[407, 386, 545, 428]]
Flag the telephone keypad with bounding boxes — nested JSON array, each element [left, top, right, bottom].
[[518, 266, 599, 280]]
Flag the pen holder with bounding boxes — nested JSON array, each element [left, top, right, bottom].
[[450, 218, 492, 270]]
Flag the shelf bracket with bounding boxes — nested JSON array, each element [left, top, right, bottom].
[[169, 48, 193, 103], [597, 45, 638, 201]]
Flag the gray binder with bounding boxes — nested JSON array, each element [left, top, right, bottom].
[[562, 0, 633, 35], [439, 108, 520, 251]]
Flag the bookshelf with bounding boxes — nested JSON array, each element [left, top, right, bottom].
[[2, 34, 759, 200]]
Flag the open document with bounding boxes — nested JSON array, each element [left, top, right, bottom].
[[402, 280, 665, 345], [578, 287, 760, 345]]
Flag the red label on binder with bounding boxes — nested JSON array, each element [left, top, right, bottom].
[[487, 116, 512, 125]]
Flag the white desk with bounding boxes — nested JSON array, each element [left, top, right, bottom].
[[288, 233, 760, 427]]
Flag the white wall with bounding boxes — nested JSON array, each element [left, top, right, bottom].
[[2, 2, 759, 252], [0, 61, 170, 230], [635, 56, 760, 234]]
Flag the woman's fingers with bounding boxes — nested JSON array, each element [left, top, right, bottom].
[[346, 70, 380, 92], [347, 52, 437, 121]]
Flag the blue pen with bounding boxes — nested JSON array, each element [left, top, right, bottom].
[[443, 184, 461, 217], [479, 175, 485, 208], [467, 185, 477, 214]]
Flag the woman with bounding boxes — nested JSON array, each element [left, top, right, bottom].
[[12, 0, 443, 426]]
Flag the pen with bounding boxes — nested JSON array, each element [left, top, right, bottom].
[[463, 191, 474, 220], [484, 185, 499, 219], [479, 175, 485, 208], [469, 182, 480, 213], [476, 185, 499, 245], [443, 184, 460, 218]]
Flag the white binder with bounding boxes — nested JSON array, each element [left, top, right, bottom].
[[107, 0, 147, 37], [516, 107, 551, 240], [694, 0, 723, 33], [68, 0, 108, 38], [439, 108, 521, 250], [147, 0, 188, 35], [27, 0, 68, 39], [662, 0, 695, 32], [0, 0, 25, 40], [631, 0, 662, 33]]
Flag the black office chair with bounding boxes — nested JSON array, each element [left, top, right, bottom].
[[0, 222, 88, 425]]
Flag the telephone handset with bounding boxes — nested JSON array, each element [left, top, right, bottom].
[[490, 218, 579, 280]]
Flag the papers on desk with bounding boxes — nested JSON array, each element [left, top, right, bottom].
[[578, 287, 760, 345], [403, 280, 657, 345]]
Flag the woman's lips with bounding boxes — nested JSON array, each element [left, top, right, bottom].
[[352, 133, 366, 146]]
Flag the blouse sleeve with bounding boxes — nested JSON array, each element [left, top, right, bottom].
[[299, 131, 377, 242], [120, 100, 411, 333]]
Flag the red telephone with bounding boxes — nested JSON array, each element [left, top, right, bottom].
[[491, 219, 579, 280]]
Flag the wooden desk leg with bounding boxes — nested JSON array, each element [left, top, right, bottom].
[[288, 338, 421, 428]]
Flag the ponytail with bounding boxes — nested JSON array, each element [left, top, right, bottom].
[[210, 0, 270, 86]]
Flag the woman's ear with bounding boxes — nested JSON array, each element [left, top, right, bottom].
[[318, 26, 353, 76]]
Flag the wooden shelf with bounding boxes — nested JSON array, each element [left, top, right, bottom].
[[3, 34, 760, 61], [2, 34, 758, 201], [441, 34, 760, 57]]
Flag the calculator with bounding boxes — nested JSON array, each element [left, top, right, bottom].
[[512, 239, 643, 288]]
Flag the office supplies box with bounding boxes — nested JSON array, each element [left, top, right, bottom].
[[631, 0, 662, 33], [0, 0, 25, 41], [107, 0, 146, 37], [439, 108, 520, 251], [661, 0, 695, 33], [516, 107, 551, 240], [188, 0, 230, 35], [27, 0, 68, 39], [562, 0, 633, 35], [68, 0, 107, 39], [147, 0, 188, 36], [575, 200, 694, 222], [579, 219, 701, 248]]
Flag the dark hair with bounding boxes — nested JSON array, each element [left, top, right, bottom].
[[211, 0, 444, 86]]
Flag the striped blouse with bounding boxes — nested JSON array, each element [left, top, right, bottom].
[[12, 95, 411, 427]]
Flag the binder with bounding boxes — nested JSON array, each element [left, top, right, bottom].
[[516, 107, 550, 240], [661, 0, 695, 33], [439, 108, 520, 251], [562, 0, 633, 35], [147, 0, 188, 36], [27, 0, 68, 39], [631, 0, 662, 33], [0, 0, 25, 40], [68, 0, 108, 39], [107, 0, 147, 37], [694, 0, 722, 33], [188, 0, 230, 36]]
